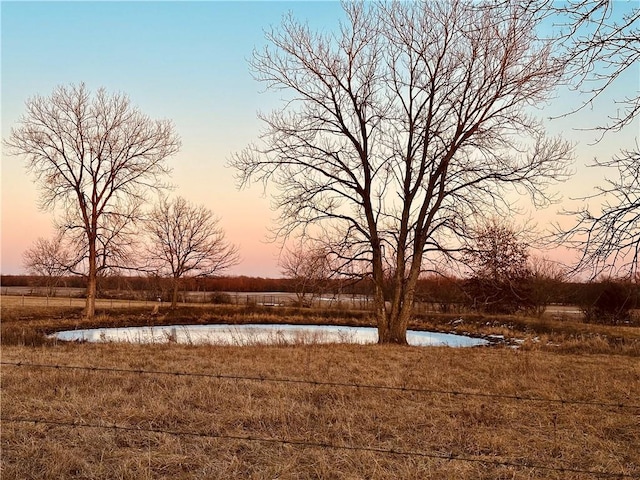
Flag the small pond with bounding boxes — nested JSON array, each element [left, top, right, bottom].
[[51, 324, 489, 347]]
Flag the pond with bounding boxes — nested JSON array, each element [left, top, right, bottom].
[[51, 324, 489, 347]]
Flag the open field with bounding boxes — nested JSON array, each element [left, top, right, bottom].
[[1, 300, 640, 479], [0, 293, 154, 310], [0, 288, 377, 310]]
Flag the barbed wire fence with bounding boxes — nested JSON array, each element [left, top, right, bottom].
[[2, 416, 636, 478], [2, 361, 639, 411], [2, 360, 639, 478], [0, 291, 380, 311]]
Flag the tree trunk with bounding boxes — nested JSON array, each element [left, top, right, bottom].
[[378, 306, 412, 343], [376, 265, 420, 345], [375, 283, 410, 345], [377, 308, 409, 344], [171, 278, 179, 308], [375, 288, 391, 343], [84, 239, 97, 319]]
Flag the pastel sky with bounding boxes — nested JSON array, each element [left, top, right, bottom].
[[1, 1, 638, 278]]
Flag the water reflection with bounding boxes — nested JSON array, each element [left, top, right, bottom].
[[51, 324, 489, 347]]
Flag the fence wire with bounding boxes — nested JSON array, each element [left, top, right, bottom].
[[2, 416, 638, 478], [2, 360, 638, 410], [3, 360, 639, 478]]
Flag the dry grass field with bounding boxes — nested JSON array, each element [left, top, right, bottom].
[[1, 297, 639, 479]]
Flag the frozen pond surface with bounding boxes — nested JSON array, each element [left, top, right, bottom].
[[51, 324, 488, 347]]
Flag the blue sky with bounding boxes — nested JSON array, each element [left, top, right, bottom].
[[1, 1, 638, 277], [2, 1, 347, 277]]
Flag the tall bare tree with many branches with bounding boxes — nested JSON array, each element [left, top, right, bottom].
[[231, 0, 573, 343], [146, 196, 240, 308], [6, 83, 180, 318]]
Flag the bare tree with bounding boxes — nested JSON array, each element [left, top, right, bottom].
[[280, 242, 331, 307], [542, 1, 640, 278], [22, 233, 71, 296], [6, 83, 180, 318], [559, 148, 640, 277], [552, 0, 639, 135], [528, 255, 568, 316], [230, 0, 572, 343], [462, 218, 533, 313], [464, 218, 531, 284], [146, 196, 240, 308]]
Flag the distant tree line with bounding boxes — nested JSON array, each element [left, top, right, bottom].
[[0, 274, 371, 295], [3, 273, 638, 325]]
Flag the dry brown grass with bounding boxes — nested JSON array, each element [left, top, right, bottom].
[[2, 343, 639, 479], [413, 312, 640, 356], [2, 300, 640, 479]]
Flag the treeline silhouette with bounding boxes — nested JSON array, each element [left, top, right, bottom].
[[3, 274, 639, 325], [1, 275, 377, 295], [2, 275, 300, 293]]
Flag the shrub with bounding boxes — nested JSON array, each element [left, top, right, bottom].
[[209, 292, 233, 304], [579, 279, 637, 324]]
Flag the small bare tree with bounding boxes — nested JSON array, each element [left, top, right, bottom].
[[528, 255, 567, 316], [146, 196, 240, 308], [6, 83, 180, 318], [22, 234, 71, 296], [462, 218, 533, 313], [280, 243, 331, 307], [464, 219, 531, 283], [231, 0, 572, 343]]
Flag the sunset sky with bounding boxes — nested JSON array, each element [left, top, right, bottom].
[[2, 1, 638, 278]]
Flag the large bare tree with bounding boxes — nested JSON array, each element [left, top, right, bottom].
[[6, 83, 180, 318], [231, 0, 572, 343], [146, 196, 240, 308]]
